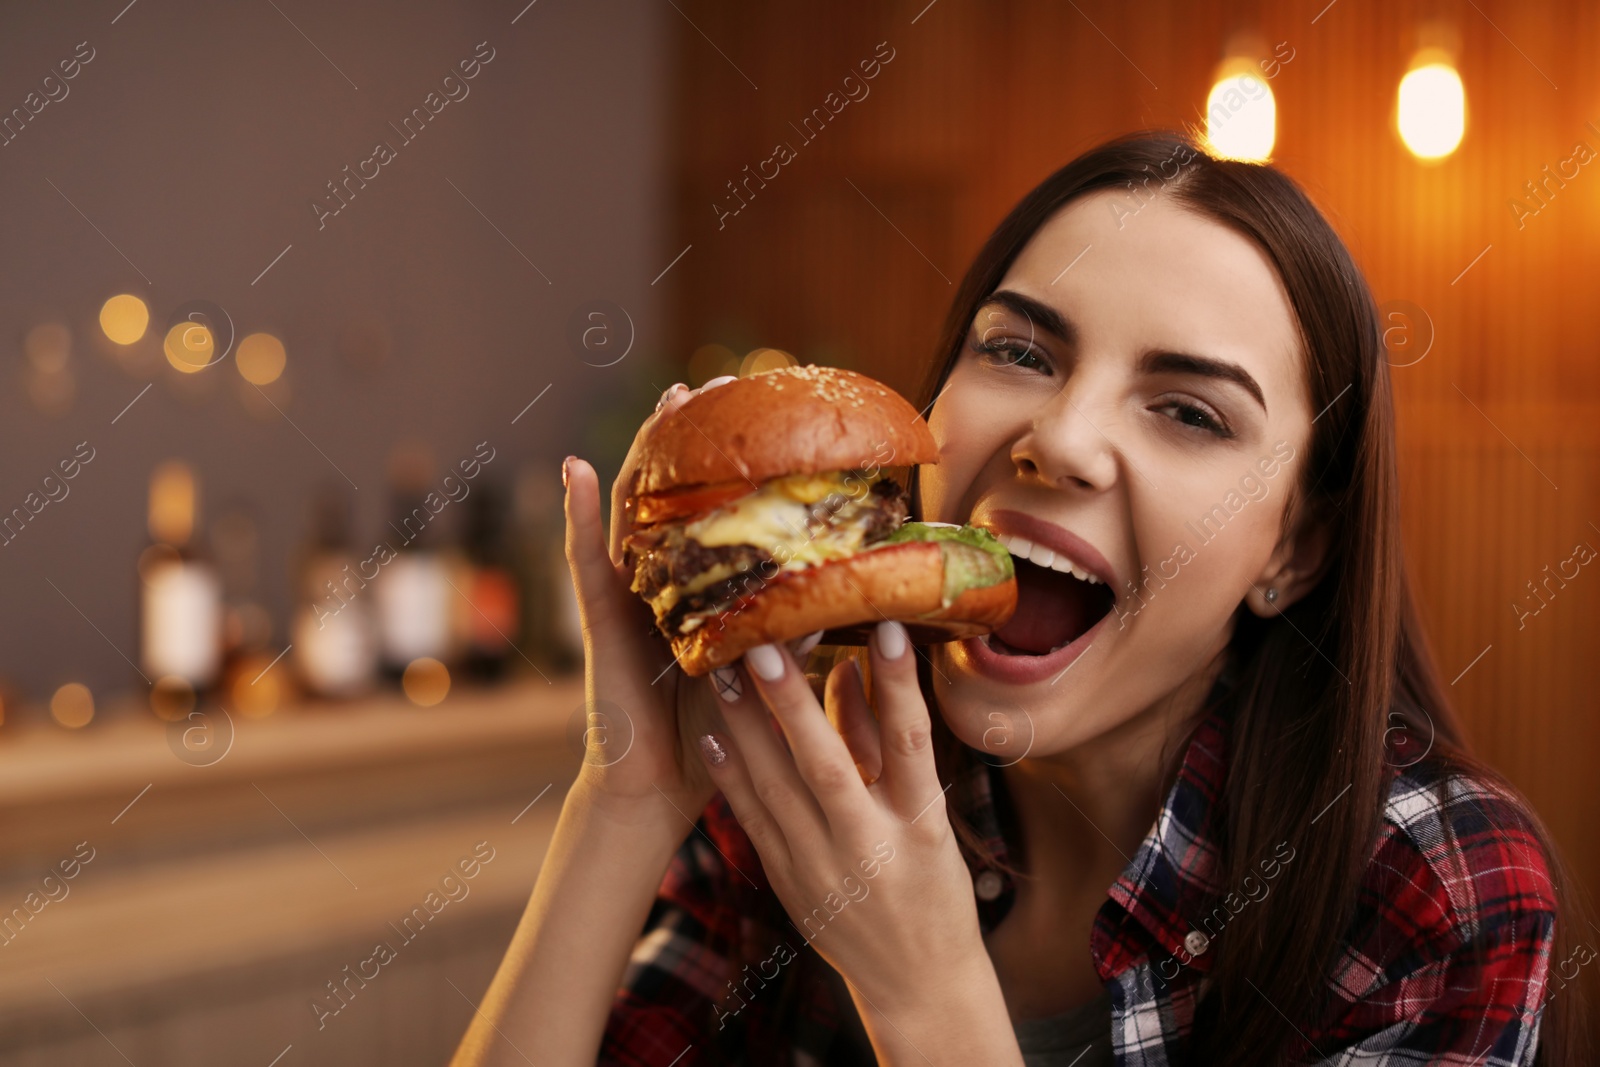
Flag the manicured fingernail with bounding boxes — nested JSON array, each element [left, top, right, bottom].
[[710, 666, 742, 702], [746, 643, 784, 681], [698, 733, 727, 766], [561, 456, 575, 488], [793, 630, 824, 658], [656, 383, 687, 411], [701, 375, 737, 392], [875, 621, 907, 661]]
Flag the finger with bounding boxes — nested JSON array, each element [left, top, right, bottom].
[[654, 382, 688, 412], [609, 383, 689, 556], [694, 729, 789, 870], [743, 643, 873, 828], [564, 457, 638, 640], [866, 622, 943, 820], [711, 662, 830, 847], [786, 629, 824, 662], [607, 379, 737, 557], [825, 658, 883, 784]]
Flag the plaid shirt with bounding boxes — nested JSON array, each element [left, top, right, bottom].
[[600, 707, 1557, 1065]]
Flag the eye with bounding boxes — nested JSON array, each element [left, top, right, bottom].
[[970, 336, 1051, 375], [1153, 397, 1233, 438]]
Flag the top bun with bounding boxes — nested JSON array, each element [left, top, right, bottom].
[[631, 365, 939, 496]]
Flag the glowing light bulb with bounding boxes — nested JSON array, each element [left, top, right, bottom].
[[1398, 61, 1465, 160], [1205, 69, 1276, 162]]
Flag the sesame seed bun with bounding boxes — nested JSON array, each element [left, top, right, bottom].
[[630, 365, 938, 497]]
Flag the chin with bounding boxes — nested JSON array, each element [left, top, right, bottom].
[[930, 646, 1056, 759], [930, 638, 1130, 765]]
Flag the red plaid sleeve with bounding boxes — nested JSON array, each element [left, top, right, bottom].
[[1312, 771, 1558, 1065]]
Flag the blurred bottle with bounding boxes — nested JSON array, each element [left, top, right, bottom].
[[292, 488, 378, 699], [139, 461, 223, 719], [374, 445, 454, 679], [515, 463, 582, 675], [458, 483, 521, 681], [213, 506, 286, 716]]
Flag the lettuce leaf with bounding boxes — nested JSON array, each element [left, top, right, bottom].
[[881, 522, 1014, 601]]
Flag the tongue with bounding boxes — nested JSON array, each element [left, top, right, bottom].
[[993, 560, 1108, 655]]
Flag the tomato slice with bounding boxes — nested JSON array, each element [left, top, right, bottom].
[[634, 480, 756, 526]]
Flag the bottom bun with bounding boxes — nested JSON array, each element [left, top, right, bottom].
[[670, 541, 1017, 675]]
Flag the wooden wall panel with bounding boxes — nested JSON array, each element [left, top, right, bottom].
[[665, 0, 1600, 1006]]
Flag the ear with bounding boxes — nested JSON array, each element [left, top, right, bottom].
[[1246, 497, 1335, 617]]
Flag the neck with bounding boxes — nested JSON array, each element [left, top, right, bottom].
[[1002, 654, 1226, 885]]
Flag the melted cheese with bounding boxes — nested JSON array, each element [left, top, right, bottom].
[[685, 471, 881, 565], [647, 559, 749, 616]]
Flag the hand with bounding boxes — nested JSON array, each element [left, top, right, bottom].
[[562, 379, 735, 823], [694, 622, 1019, 1059]]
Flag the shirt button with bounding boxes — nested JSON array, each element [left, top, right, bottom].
[[974, 870, 1004, 901], [1184, 930, 1210, 956]]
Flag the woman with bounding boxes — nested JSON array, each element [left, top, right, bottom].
[[454, 131, 1586, 1065]]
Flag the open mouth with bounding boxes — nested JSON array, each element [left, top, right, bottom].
[[983, 553, 1117, 656]]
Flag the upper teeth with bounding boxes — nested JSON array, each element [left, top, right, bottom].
[[996, 534, 1104, 585]]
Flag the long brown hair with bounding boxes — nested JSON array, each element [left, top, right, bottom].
[[906, 130, 1589, 1065]]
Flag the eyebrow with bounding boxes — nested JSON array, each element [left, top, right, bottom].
[[985, 290, 1075, 346], [1139, 350, 1267, 415], [980, 288, 1268, 415]]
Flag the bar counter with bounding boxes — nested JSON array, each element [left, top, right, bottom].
[[0, 678, 585, 1067]]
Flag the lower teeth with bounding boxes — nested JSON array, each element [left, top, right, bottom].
[[982, 633, 1073, 656]]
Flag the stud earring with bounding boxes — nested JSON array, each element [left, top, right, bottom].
[[1265, 587, 1279, 603]]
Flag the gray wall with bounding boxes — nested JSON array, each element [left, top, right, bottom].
[[0, 0, 668, 702]]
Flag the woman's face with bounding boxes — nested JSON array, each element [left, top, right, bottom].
[[921, 187, 1319, 763]]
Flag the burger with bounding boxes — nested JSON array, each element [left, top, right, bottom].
[[622, 364, 1017, 675]]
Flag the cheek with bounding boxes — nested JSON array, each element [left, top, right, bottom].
[[923, 378, 1023, 521], [1126, 476, 1284, 622]]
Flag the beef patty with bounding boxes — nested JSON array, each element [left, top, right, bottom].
[[626, 477, 909, 634]]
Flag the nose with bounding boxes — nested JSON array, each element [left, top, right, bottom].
[[1010, 380, 1120, 492]]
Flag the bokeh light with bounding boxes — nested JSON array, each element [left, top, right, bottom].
[[402, 657, 451, 706], [24, 322, 71, 372], [50, 683, 94, 728], [739, 347, 796, 376], [164, 320, 214, 373], [26, 366, 76, 416], [1397, 59, 1466, 160], [100, 294, 150, 345], [688, 342, 738, 385], [236, 332, 287, 385]]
